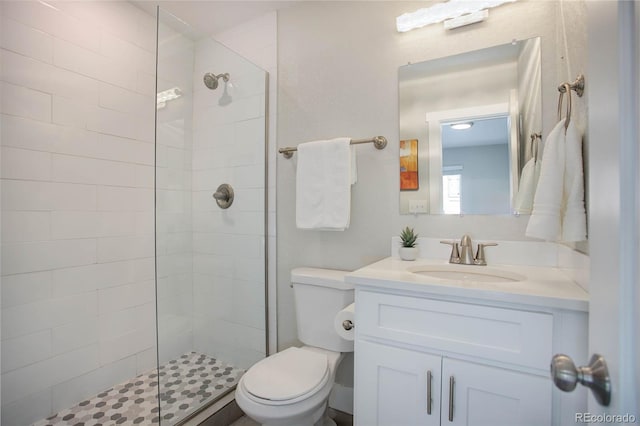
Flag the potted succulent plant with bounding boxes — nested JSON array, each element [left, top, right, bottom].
[[399, 226, 419, 261]]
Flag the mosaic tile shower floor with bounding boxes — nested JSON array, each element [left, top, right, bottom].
[[33, 352, 245, 426]]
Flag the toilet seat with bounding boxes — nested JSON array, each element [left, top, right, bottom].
[[242, 347, 330, 405]]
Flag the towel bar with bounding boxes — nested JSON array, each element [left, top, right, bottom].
[[279, 136, 387, 159]]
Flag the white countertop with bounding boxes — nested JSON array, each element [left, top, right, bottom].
[[346, 257, 589, 312]]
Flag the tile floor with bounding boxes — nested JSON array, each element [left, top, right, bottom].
[[33, 352, 244, 426]]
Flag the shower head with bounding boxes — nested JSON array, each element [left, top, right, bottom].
[[203, 72, 229, 90]]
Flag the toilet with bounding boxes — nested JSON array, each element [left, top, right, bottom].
[[235, 267, 354, 426]]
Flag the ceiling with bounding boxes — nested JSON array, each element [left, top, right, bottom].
[[132, 1, 298, 36], [441, 116, 509, 149]]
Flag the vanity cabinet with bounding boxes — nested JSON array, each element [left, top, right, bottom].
[[354, 289, 585, 426], [356, 341, 550, 426]]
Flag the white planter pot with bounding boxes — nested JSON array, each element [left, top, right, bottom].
[[399, 247, 418, 261]]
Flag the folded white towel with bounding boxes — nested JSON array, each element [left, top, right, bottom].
[[561, 121, 587, 241], [296, 137, 353, 230], [514, 149, 542, 214], [526, 121, 565, 240]]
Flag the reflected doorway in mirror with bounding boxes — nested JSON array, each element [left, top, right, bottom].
[[442, 166, 462, 214]]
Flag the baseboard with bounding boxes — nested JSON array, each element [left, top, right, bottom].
[[329, 383, 353, 415], [181, 391, 239, 426]]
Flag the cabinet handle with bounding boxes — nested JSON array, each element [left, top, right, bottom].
[[448, 375, 455, 422], [426, 370, 432, 415]]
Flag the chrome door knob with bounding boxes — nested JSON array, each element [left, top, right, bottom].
[[550, 353, 611, 406]]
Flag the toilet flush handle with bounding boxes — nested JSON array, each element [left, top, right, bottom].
[[342, 320, 354, 331]]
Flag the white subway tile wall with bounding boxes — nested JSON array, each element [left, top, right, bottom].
[[154, 14, 196, 367], [0, 1, 156, 424], [190, 35, 267, 370], [213, 12, 277, 355]]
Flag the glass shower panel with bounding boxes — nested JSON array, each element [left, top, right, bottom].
[[155, 9, 267, 424]]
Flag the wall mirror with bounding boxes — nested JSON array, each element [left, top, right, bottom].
[[399, 37, 542, 215]]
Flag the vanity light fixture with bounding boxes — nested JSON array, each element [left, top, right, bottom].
[[444, 9, 489, 30], [450, 122, 474, 130], [396, 0, 517, 32], [157, 87, 183, 109]]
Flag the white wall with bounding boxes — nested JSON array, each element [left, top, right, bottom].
[[0, 2, 156, 424], [277, 0, 559, 348], [276, 0, 587, 387]]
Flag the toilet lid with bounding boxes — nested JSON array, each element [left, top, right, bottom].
[[243, 347, 329, 401]]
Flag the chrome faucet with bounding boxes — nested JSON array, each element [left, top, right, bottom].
[[440, 234, 497, 266], [459, 234, 475, 265]]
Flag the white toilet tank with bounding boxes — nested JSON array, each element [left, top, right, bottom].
[[291, 268, 354, 353]]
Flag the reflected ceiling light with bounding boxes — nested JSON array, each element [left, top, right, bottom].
[[396, 0, 517, 32], [157, 87, 183, 109], [450, 122, 474, 130]]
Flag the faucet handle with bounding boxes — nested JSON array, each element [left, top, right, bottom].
[[440, 241, 461, 264], [474, 243, 498, 266]]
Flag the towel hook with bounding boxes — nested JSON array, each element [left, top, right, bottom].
[[557, 74, 585, 97], [557, 74, 585, 132], [557, 83, 573, 131], [530, 133, 541, 163]]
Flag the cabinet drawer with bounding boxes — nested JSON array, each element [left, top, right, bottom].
[[356, 290, 553, 370]]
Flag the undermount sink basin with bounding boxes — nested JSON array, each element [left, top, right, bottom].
[[407, 265, 526, 283]]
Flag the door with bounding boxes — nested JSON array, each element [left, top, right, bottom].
[[583, 0, 639, 417], [355, 340, 441, 426], [442, 358, 551, 426]]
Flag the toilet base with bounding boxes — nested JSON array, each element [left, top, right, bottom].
[[320, 409, 338, 426], [254, 406, 338, 426]]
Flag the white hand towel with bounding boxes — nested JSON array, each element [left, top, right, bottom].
[[561, 121, 587, 241], [526, 121, 565, 240], [514, 154, 542, 214], [296, 137, 353, 230]]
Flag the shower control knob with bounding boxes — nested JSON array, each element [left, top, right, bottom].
[[213, 184, 234, 209]]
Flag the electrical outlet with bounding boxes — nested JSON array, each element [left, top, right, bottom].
[[409, 199, 428, 213]]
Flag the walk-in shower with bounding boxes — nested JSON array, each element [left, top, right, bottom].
[[155, 8, 268, 421], [0, 3, 267, 425]]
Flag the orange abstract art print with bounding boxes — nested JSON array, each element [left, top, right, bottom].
[[400, 139, 418, 190]]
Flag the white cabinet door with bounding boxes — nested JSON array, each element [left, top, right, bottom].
[[442, 358, 551, 426], [355, 340, 441, 426]]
